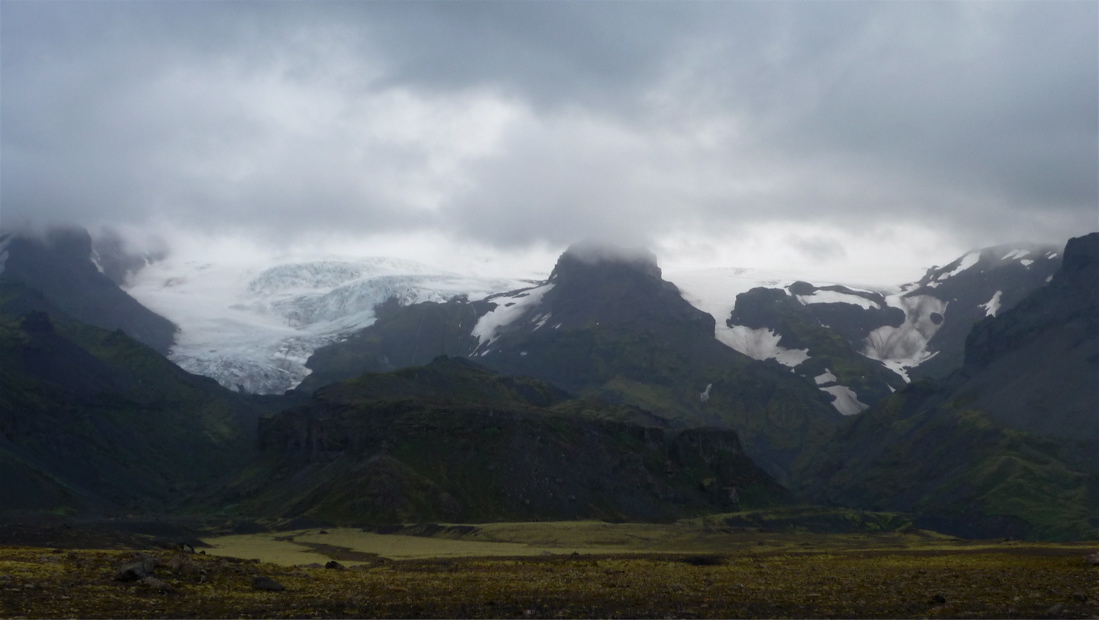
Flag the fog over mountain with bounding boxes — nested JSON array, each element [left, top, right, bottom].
[[2, 2, 1095, 283]]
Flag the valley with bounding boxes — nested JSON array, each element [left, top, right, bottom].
[[0, 227, 1095, 618]]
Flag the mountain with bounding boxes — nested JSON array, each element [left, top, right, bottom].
[[671, 242, 1062, 410], [0, 286, 270, 514], [0, 228, 178, 355], [800, 233, 1098, 540], [221, 356, 786, 524], [723, 285, 906, 414], [301, 242, 843, 484], [884, 241, 1063, 379], [125, 253, 534, 394], [957, 234, 1097, 440]]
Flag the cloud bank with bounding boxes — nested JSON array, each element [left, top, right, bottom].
[[2, 1, 1095, 280]]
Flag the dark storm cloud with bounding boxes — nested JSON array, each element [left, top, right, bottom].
[[1, 1, 1095, 258]]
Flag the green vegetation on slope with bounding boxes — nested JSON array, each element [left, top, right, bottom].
[[0, 305, 266, 514], [220, 357, 786, 525]]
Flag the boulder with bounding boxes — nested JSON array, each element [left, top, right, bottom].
[[113, 557, 157, 582], [140, 576, 173, 593], [251, 575, 285, 592], [167, 553, 195, 576]]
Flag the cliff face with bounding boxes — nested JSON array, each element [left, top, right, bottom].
[[229, 357, 786, 524], [959, 232, 1098, 441]]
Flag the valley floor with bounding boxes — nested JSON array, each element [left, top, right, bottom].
[[0, 520, 1097, 618]]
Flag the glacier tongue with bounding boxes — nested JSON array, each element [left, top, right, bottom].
[[127, 257, 530, 394], [861, 293, 947, 378]]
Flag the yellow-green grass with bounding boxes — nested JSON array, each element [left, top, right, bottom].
[[202, 528, 570, 564], [200, 514, 1078, 567]]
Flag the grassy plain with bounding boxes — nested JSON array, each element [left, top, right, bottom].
[[1, 513, 1097, 618]]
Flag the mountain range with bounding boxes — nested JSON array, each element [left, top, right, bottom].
[[0, 226, 1094, 540]]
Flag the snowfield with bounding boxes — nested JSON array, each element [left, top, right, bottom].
[[471, 283, 555, 353], [127, 257, 533, 393], [717, 325, 810, 368], [795, 289, 881, 309], [861, 294, 947, 375], [937, 251, 980, 280]]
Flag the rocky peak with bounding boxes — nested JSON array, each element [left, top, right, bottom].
[[1053, 232, 1098, 289], [539, 241, 709, 332], [2, 226, 178, 355], [550, 240, 661, 281]]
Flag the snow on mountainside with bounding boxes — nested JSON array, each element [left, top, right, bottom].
[[670, 267, 889, 413], [122, 239, 1060, 402], [127, 257, 533, 394], [669, 267, 801, 361], [668, 241, 1062, 394]]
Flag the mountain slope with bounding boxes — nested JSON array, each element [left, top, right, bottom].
[[0, 294, 268, 513], [801, 233, 1098, 540], [725, 285, 905, 413], [302, 243, 843, 484], [0, 228, 178, 355], [673, 242, 1062, 394], [895, 241, 1063, 379], [956, 233, 1098, 440], [223, 356, 786, 524]]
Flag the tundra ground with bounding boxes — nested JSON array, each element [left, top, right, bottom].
[[1, 516, 1096, 618]]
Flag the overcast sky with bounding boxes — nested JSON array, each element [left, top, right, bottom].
[[2, 1, 1096, 283]]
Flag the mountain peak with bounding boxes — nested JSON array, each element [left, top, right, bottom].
[[1055, 231, 1098, 288], [551, 240, 661, 281]]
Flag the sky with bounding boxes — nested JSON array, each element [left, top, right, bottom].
[[2, 1, 1097, 284]]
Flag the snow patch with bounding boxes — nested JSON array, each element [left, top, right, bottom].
[[819, 385, 869, 416], [814, 370, 837, 385], [717, 325, 810, 368], [1002, 249, 1031, 261], [979, 291, 1002, 317], [471, 283, 554, 351], [861, 294, 948, 379], [1020, 259, 1033, 267], [879, 359, 912, 383], [937, 251, 980, 280], [796, 289, 880, 309]]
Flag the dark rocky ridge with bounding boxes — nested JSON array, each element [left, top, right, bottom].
[[801, 233, 1098, 540], [0, 227, 177, 354], [957, 232, 1098, 441], [727, 286, 905, 407], [907, 241, 1062, 379], [229, 356, 786, 524], [0, 303, 267, 514]]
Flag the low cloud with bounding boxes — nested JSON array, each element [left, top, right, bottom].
[[1, 1, 1094, 280]]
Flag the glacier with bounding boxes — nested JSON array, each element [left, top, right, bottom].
[[127, 256, 532, 394]]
